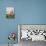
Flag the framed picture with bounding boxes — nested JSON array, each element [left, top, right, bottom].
[[18, 24, 46, 42], [6, 7, 15, 19]]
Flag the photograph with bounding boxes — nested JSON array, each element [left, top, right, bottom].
[[6, 7, 15, 19]]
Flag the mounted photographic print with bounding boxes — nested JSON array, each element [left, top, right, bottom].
[[6, 7, 15, 19]]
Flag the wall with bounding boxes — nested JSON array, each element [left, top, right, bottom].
[[0, 0, 46, 44], [16, 0, 46, 24], [0, 0, 17, 44]]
